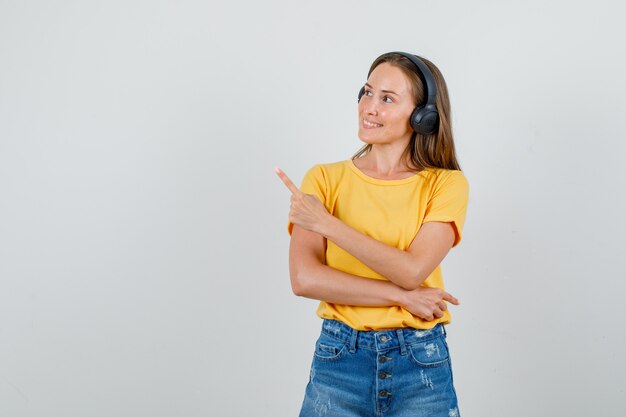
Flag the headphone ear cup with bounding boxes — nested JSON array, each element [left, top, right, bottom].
[[410, 104, 439, 135], [357, 86, 365, 103]]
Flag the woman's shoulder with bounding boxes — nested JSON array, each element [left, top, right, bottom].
[[313, 159, 351, 169], [418, 167, 468, 191], [421, 168, 469, 195], [305, 160, 351, 176], [422, 167, 467, 180]]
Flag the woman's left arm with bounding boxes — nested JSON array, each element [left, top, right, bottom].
[[277, 168, 456, 291], [322, 218, 455, 290]]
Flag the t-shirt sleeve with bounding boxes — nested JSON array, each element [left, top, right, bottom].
[[287, 164, 328, 236], [422, 170, 469, 248]]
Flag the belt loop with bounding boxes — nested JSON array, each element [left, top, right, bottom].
[[441, 324, 447, 336], [396, 329, 407, 355], [349, 328, 358, 353]]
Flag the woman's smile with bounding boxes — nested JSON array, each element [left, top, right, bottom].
[[362, 119, 383, 128]]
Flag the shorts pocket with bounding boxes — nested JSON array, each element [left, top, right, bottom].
[[313, 332, 349, 362], [407, 335, 450, 368]]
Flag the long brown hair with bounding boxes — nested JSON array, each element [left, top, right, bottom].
[[352, 52, 461, 171]]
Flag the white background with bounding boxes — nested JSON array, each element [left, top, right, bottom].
[[1, 1, 625, 416]]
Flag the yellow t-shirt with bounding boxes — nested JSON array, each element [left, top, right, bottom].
[[287, 159, 469, 330]]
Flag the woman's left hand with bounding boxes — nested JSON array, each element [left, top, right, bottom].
[[275, 167, 333, 235]]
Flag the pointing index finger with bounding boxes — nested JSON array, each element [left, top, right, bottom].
[[274, 167, 302, 195], [442, 292, 460, 305]]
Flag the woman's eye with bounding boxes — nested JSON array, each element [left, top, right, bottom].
[[383, 96, 393, 103], [365, 90, 373, 96]]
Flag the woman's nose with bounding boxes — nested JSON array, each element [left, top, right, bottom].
[[362, 97, 378, 115]]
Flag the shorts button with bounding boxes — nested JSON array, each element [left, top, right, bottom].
[[379, 372, 391, 379], [379, 335, 390, 342], [379, 390, 390, 397]]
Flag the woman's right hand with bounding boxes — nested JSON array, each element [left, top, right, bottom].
[[401, 286, 460, 321]]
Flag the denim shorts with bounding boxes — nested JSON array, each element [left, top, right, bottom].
[[299, 319, 460, 417]]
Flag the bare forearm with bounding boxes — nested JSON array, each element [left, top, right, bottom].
[[292, 263, 407, 307], [322, 216, 421, 289]]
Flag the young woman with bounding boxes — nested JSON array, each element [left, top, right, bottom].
[[276, 51, 469, 417]]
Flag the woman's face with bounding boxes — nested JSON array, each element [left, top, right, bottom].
[[358, 62, 416, 146]]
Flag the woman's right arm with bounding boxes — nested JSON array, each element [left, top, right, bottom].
[[289, 225, 458, 320]]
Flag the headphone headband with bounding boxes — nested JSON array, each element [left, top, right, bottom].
[[385, 51, 437, 108]]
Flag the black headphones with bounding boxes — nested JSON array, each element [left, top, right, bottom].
[[358, 51, 439, 135]]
